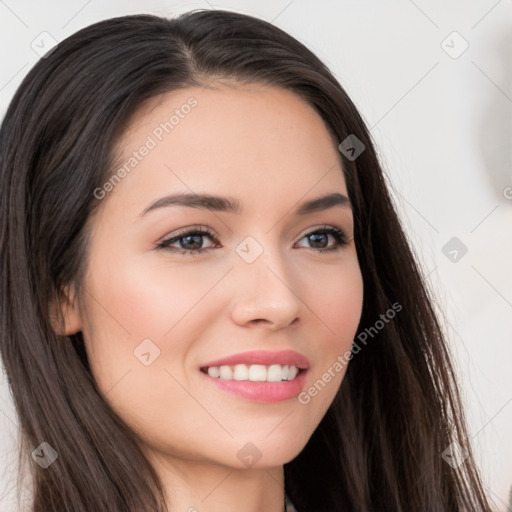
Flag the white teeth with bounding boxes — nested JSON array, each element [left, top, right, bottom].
[[219, 366, 233, 379], [267, 364, 285, 382], [233, 364, 249, 380], [207, 366, 220, 378], [205, 364, 300, 382], [287, 365, 298, 380]]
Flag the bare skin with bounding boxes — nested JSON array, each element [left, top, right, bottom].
[[55, 82, 364, 512]]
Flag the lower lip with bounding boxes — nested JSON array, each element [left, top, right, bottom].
[[200, 369, 308, 403]]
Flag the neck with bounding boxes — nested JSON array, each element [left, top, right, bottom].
[[147, 450, 286, 512]]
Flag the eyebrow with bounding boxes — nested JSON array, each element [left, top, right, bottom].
[[139, 191, 352, 218]]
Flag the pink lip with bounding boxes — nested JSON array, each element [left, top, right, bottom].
[[199, 367, 309, 403], [200, 350, 309, 370]]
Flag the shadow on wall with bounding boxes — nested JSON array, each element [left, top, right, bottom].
[[478, 29, 512, 201]]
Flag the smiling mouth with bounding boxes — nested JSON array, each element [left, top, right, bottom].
[[200, 363, 303, 382]]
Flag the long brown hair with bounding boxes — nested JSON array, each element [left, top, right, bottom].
[[0, 10, 492, 511]]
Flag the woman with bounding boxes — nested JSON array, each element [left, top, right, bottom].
[[0, 9, 493, 512]]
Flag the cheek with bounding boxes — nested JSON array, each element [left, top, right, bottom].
[[79, 258, 199, 441], [86, 253, 220, 344], [80, 252, 227, 401], [296, 258, 363, 414], [325, 276, 363, 339], [303, 256, 364, 346]]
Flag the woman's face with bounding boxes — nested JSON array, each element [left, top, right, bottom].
[[66, 83, 363, 471]]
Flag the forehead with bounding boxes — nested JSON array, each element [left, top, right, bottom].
[[102, 83, 348, 218]]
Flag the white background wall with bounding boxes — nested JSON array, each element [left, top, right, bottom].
[[1, 1, 511, 511]]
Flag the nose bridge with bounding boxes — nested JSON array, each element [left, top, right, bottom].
[[230, 232, 302, 326], [236, 231, 291, 287]]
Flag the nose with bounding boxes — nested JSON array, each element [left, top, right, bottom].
[[229, 238, 302, 330]]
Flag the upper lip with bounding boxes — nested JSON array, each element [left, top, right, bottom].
[[200, 350, 309, 370]]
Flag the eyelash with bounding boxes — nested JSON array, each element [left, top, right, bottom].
[[156, 225, 349, 256]]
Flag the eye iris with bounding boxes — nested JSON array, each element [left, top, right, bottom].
[[181, 234, 203, 250], [309, 232, 328, 249]]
